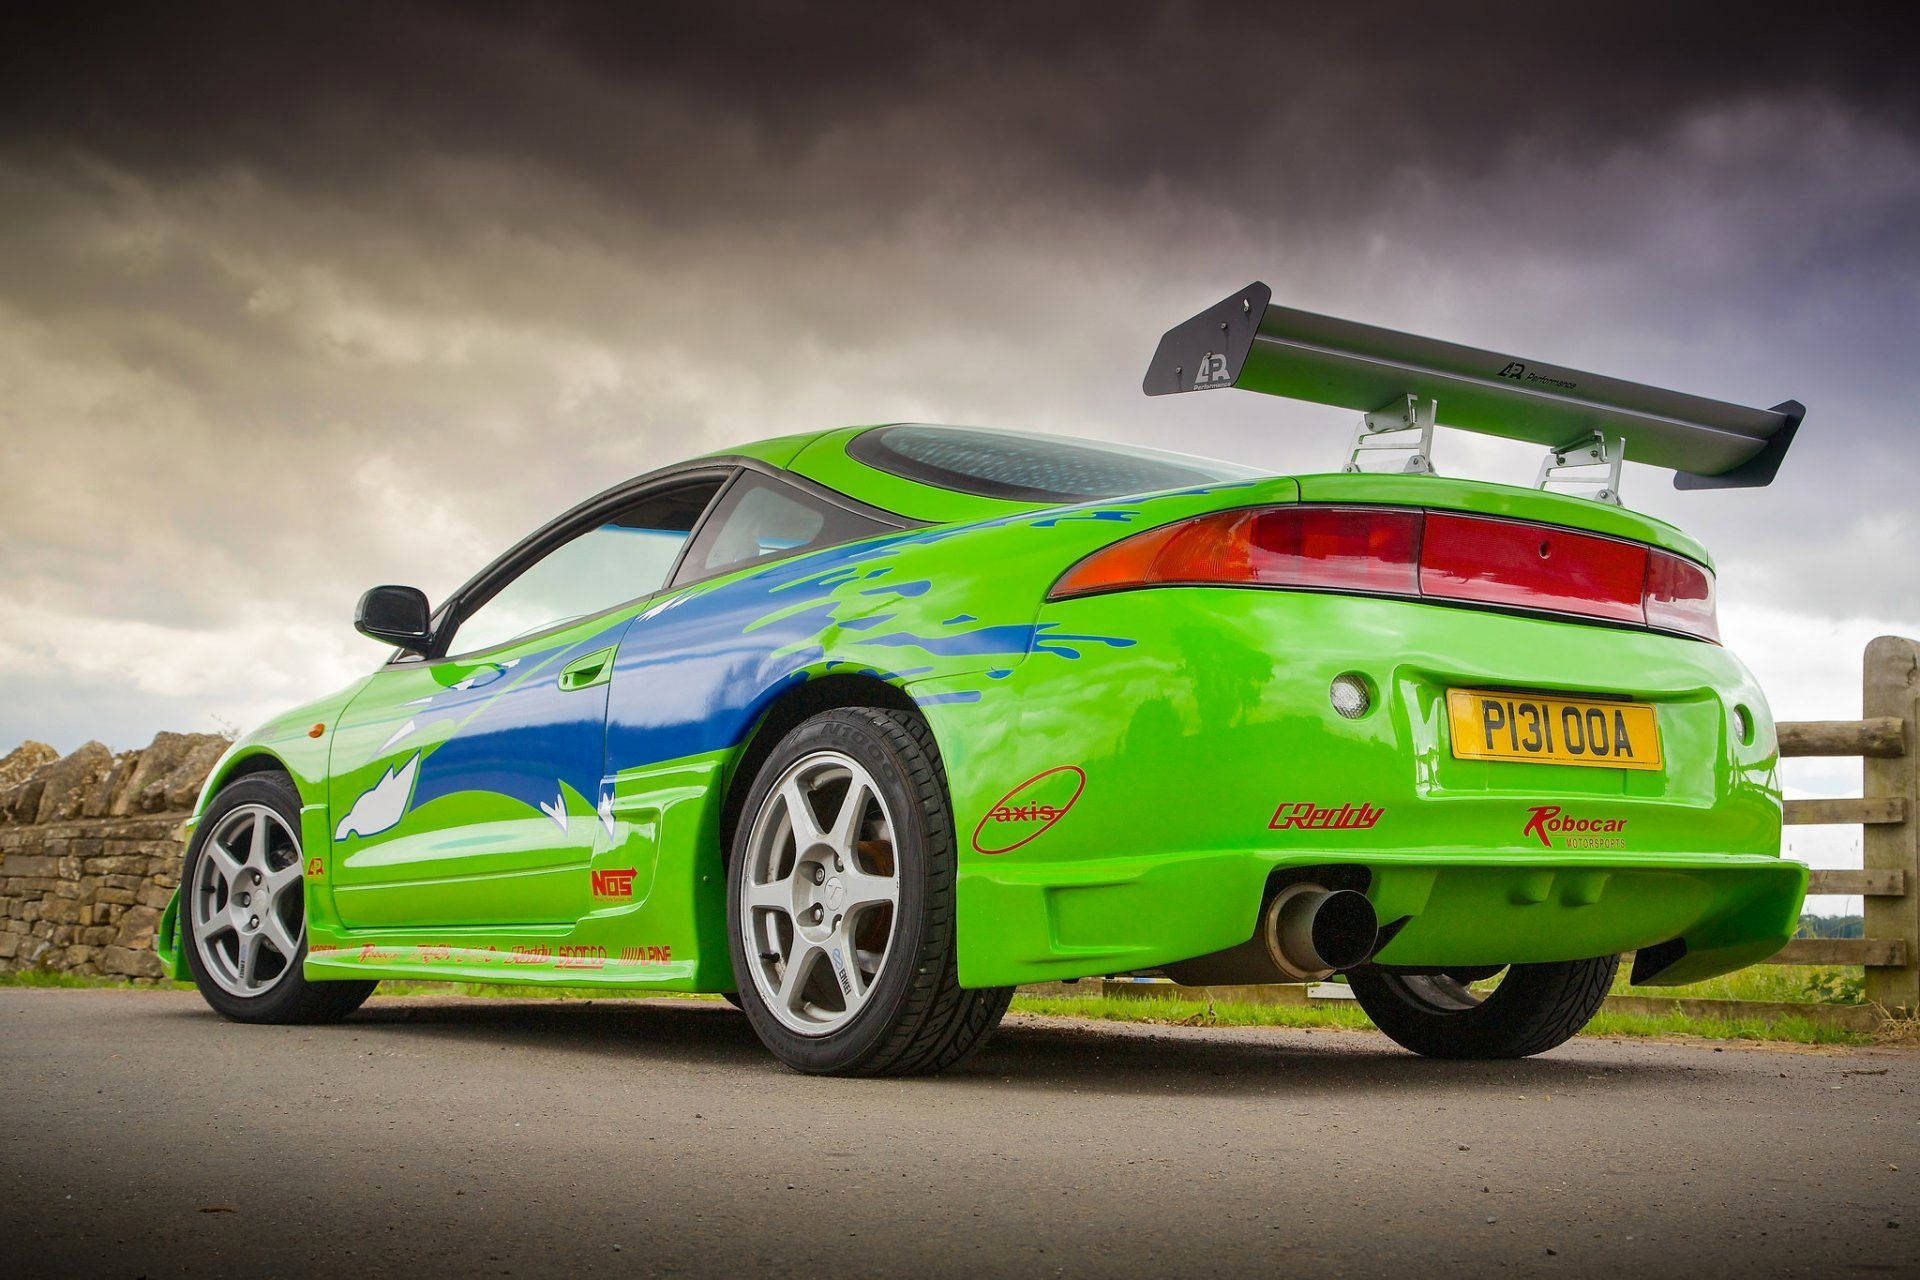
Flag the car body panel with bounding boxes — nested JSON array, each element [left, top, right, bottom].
[[940, 586, 1791, 987], [1289, 472, 1712, 568], [322, 613, 631, 929], [159, 425, 1800, 996], [785, 425, 1055, 524]]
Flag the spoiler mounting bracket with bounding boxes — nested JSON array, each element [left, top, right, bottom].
[[1344, 394, 1437, 477], [1534, 431, 1626, 506]]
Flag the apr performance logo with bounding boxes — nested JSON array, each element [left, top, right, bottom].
[[973, 766, 1086, 855], [1523, 806, 1626, 849], [1269, 802, 1384, 831], [1493, 360, 1577, 391], [590, 868, 637, 899], [1193, 351, 1233, 387]]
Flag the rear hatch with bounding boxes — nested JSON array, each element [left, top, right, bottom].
[[1289, 472, 1710, 567], [1045, 471, 1736, 802]]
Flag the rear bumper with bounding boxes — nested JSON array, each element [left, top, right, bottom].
[[928, 585, 1792, 989], [959, 847, 1803, 987]]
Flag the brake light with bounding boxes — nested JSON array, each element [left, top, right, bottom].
[[1643, 550, 1719, 642], [1049, 505, 1719, 642], [1420, 512, 1645, 625], [1048, 507, 1420, 598]]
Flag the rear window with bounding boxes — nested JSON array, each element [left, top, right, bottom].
[[846, 424, 1256, 502]]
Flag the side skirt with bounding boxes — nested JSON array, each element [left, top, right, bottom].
[[305, 936, 700, 989]]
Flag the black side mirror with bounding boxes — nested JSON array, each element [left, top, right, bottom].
[[355, 585, 434, 654]]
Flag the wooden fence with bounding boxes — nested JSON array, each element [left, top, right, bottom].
[[1772, 634, 1919, 1015]]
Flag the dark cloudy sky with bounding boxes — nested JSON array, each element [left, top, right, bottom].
[[2, 2, 1916, 888]]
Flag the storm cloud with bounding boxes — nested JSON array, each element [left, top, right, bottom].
[[1, 0, 1915, 803]]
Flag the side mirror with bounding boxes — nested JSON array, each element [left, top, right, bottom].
[[355, 585, 434, 654]]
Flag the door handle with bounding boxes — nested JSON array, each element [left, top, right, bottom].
[[557, 647, 615, 692]]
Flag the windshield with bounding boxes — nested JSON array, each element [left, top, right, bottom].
[[846, 424, 1257, 503]]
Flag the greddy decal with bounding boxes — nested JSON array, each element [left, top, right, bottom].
[[1523, 805, 1627, 849], [972, 765, 1086, 854], [1269, 801, 1384, 832]]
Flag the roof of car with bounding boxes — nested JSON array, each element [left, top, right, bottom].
[[708, 425, 1056, 524]]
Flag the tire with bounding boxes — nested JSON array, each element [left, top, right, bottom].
[[1348, 956, 1618, 1059], [180, 772, 376, 1025], [726, 707, 1013, 1076]]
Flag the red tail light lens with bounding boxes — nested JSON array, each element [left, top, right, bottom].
[[1643, 550, 1719, 642], [1049, 504, 1719, 642], [1420, 512, 1646, 624], [1050, 507, 1420, 598]]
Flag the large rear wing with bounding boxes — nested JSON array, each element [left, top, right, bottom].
[[1144, 281, 1803, 492]]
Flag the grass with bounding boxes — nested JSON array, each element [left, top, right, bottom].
[[1606, 963, 1864, 1005], [1, 968, 1891, 1047], [1006, 990, 1871, 1045], [1010, 993, 1373, 1032], [0, 968, 190, 991]]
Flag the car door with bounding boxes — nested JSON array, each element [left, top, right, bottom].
[[325, 473, 727, 929]]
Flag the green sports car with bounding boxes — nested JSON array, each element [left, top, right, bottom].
[[157, 284, 1807, 1075]]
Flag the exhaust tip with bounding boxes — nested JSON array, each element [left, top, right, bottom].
[[1270, 884, 1379, 977], [1307, 889, 1379, 971]]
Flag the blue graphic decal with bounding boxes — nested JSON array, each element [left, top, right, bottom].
[[363, 620, 630, 830], [1029, 509, 1138, 528], [856, 622, 1133, 660], [602, 515, 1142, 769]]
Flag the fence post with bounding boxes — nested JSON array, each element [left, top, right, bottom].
[[1863, 635, 1920, 1015]]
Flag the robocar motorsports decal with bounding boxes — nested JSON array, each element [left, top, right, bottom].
[[1522, 805, 1628, 850]]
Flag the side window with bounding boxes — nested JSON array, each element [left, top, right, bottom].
[[446, 478, 723, 657], [675, 474, 891, 583]]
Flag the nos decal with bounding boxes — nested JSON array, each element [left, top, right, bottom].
[[972, 765, 1086, 855]]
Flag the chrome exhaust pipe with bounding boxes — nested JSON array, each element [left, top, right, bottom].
[[1267, 883, 1378, 979], [1164, 882, 1380, 985]]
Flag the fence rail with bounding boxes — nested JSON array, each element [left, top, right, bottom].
[[1772, 634, 1920, 1016]]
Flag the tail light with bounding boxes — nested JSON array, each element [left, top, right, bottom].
[[1643, 550, 1719, 642], [1049, 504, 1719, 642]]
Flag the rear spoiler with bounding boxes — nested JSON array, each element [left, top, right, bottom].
[[1144, 282, 1803, 490]]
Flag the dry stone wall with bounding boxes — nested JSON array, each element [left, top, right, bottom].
[[0, 733, 228, 980]]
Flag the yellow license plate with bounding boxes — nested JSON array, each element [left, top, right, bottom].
[[1446, 689, 1662, 770]]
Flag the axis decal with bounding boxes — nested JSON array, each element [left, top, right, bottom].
[[972, 765, 1086, 855]]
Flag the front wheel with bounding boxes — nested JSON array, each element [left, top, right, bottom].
[[1348, 956, 1618, 1059], [181, 773, 376, 1025], [726, 707, 1012, 1076]]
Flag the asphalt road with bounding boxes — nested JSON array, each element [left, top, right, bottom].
[[1, 989, 1914, 1279]]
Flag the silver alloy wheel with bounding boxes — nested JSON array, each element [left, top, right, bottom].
[[739, 749, 902, 1036], [1387, 971, 1505, 1012], [191, 803, 305, 997]]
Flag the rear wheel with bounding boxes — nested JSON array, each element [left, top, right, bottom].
[[727, 707, 1012, 1076], [1348, 956, 1617, 1059], [181, 773, 375, 1024]]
